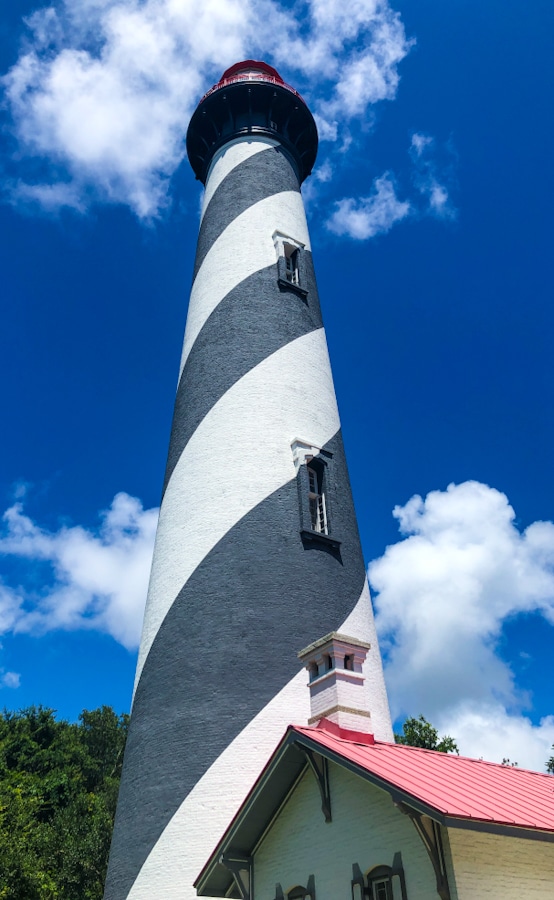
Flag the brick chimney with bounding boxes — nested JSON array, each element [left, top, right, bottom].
[[298, 632, 373, 733]]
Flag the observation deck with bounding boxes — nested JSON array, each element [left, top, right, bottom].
[[186, 60, 318, 185]]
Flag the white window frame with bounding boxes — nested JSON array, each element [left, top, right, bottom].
[[273, 231, 305, 286]]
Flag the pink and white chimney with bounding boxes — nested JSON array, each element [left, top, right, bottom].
[[298, 632, 373, 733]]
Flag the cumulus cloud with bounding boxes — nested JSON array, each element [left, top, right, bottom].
[[1, 0, 412, 216], [326, 172, 410, 239], [369, 481, 554, 770], [438, 703, 554, 772], [0, 492, 158, 649]]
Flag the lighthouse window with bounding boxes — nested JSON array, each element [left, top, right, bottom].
[[295, 443, 341, 550], [273, 231, 308, 297], [285, 244, 300, 285], [307, 464, 328, 535]]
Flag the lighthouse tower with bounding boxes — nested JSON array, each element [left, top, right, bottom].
[[104, 61, 393, 900]]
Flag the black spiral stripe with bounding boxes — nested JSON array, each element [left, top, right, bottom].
[[104, 429, 366, 900]]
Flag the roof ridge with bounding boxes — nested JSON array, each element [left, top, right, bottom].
[[377, 740, 554, 776], [297, 723, 553, 777]]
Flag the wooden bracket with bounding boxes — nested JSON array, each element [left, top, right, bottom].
[[301, 748, 332, 822], [395, 804, 450, 900], [220, 852, 253, 900]]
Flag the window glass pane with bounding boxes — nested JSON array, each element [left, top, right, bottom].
[[373, 880, 390, 900], [307, 466, 328, 534], [285, 247, 299, 284]]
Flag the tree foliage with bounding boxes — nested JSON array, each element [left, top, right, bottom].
[[0, 705, 128, 900], [547, 747, 554, 774], [394, 714, 459, 754]]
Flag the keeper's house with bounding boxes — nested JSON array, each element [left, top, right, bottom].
[[195, 635, 554, 900]]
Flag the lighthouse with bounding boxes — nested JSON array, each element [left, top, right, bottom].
[[104, 61, 393, 900]]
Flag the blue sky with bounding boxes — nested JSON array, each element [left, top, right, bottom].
[[1, 0, 553, 769]]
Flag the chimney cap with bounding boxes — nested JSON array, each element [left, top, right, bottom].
[[298, 631, 371, 660]]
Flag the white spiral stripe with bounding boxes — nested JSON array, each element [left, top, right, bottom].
[[180, 189, 311, 377], [201, 137, 278, 220], [135, 328, 340, 695]]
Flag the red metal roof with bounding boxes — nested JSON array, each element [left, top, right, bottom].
[[293, 720, 554, 833]]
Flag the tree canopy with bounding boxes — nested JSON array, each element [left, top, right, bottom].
[[0, 705, 128, 900], [394, 714, 459, 754]]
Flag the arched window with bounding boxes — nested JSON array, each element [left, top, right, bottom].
[[308, 661, 319, 682], [352, 861, 407, 900], [367, 866, 398, 900], [369, 871, 392, 900], [288, 887, 308, 900], [285, 875, 316, 900]]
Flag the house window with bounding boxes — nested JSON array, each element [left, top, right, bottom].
[[307, 464, 328, 535], [288, 888, 307, 900], [352, 863, 406, 900], [371, 878, 392, 900], [286, 876, 316, 900]]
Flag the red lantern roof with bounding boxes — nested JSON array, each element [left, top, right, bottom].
[[220, 60, 284, 82], [200, 59, 304, 104]]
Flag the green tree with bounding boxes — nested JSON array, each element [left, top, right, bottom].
[[546, 747, 554, 774], [0, 705, 128, 900], [395, 714, 459, 754]]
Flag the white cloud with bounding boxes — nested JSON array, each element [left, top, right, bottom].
[[1, 0, 412, 216], [8, 180, 87, 213], [1, 671, 21, 689], [0, 583, 23, 633], [314, 159, 333, 183], [410, 131, 456, 218], [369, 481, 554, 769], [437, 703, 554, 773], [410, 132, 432, 156], [0, 492, 158, 649], [326, 172, 410, 239], [325, 132, 457, 241]]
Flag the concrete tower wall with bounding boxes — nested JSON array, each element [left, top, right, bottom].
[[104, 129, 392, 900]]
